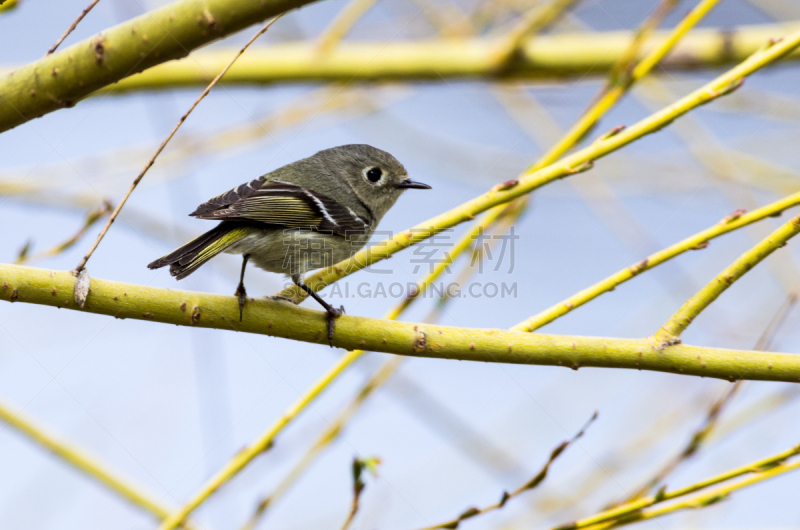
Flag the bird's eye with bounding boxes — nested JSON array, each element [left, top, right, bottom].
[[366, 167, 383, 183]]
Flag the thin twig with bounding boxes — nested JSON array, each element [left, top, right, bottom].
[[514, 196, 800, 332], [341, 457, 380, 530], [439, 1, 708, 336], [45, 0, 101, 56], [494, 0, 583, 66], [553, 443, 800, 530], [416, 413, 597, 530], [0, 399, 181, 524], [74, 14, 283, 274], [316, 0, 378, 54], [606, 459, 800, 528], [0, 85, 392, 205], [754, 291, 799, 353], [15, 200, 112, 264], [653, 217, 800, 348], [241, 357, 401, 530], [544, 305, 800, 519], [584, 0, 678, 110], [409, 0, 473, 37], [535, 0, 722, 175], [618, 291, 799, 504], [607, 381, 740, 513]]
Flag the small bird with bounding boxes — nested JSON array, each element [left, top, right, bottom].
[[148, 144, 431, 343]]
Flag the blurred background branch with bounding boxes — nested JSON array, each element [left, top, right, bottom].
[[0, 399, 183, 525], [5, 23, 798, 95]]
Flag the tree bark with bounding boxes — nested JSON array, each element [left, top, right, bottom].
[[0, 0, 319, 132]]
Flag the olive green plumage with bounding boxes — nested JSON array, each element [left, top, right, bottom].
[[147, 144, 431, 343]]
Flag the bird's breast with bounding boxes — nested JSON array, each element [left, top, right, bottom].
[[226, 228, 372, 276]]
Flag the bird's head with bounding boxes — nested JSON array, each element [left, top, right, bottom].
[[318, 144, 431, 223]]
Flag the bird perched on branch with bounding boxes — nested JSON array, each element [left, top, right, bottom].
[[148, 144, 431, 344]]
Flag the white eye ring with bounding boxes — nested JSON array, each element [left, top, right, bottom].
[[364, 166, 383, 183]]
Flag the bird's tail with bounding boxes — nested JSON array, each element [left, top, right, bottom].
[[147, 223, 250, 280]]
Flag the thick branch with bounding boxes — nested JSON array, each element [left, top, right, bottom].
[[0, 0, 317, 132], [1, 264, 799, 383]]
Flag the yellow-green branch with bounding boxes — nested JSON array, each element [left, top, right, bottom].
[[654, 215, 800, 347], [15, 200, 112, 265], [278, 28, 800, 303], [515, 192, 800, 332], [6, 22, 794, 94], [608, 459, 800, 529], [541, 0, 720, 164], [2, 264, 800, 383], [554, 444, 800, 530], [0, 0, 19, 13], [315, 0, 378, 54], [492, 0, 582, 65], [0, 0, 317, 132], [240, 357, 402, 529], [0, 399, 176, 523]]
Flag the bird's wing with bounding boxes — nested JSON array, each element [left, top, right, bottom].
[[189, 178, 369, 236]]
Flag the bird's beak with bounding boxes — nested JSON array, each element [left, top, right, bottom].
[[394, 178, 432, 190]]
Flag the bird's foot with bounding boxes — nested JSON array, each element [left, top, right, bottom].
[[326, 305, 345, 347], [235, 284, 247, 322]]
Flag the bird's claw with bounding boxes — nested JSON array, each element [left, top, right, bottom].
[[326, 305, 345, 346], [235, 284, 247, 322]]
